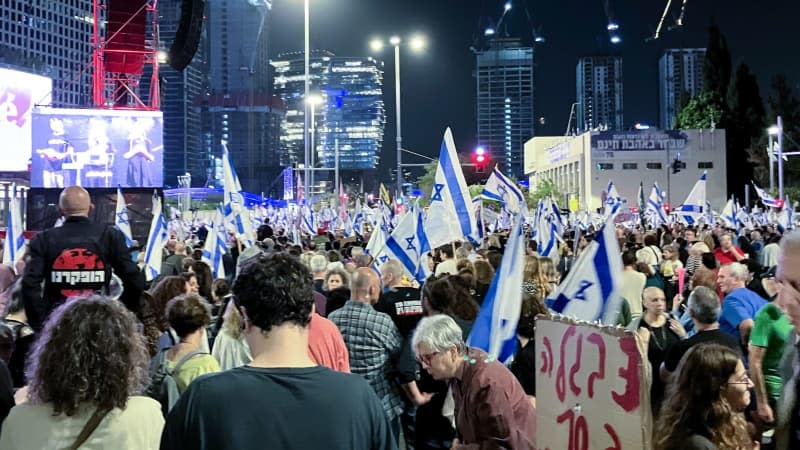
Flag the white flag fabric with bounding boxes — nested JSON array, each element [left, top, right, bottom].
[[143, 192, 167, 282], [115, 188, 134, 248], [720, 198, 738, 228], [375, 204, 430, 283], [604, 180, 623, 217], [365, 214, 387, 257], [752, 182, 781, 208], [2, 185, 24, 271], [467, 212, 525, 363], [645, 183, 668, 227], [545, 215, 623, 324], [424, 128, 477, 249], [222, 141, 255, 247], [201, 209, 227, 280], [676, 172, 707, 225], [482, 165, 527, 214]]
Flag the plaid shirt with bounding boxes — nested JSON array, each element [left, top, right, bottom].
[[329, 300, 404, 420]]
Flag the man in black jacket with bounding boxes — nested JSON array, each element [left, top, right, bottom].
[[21, 186, 144, 330]]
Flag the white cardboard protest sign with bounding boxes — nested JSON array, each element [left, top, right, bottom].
[[535, 317, 652, 450]]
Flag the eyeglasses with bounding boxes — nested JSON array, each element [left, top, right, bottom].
[[417, 351, 441, 366]]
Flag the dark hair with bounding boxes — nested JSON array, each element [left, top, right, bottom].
[[422, 274, 479, 321], [192, 260, 213, 300], [2, 278, 24, 316], [327, 250, 341, 263], [486, 250, 502, 270], [149, 275, 189, 331], [212, 278, 231, 302], [473, 260, 495, 285], [643, 233, 658, 247], [26, 296, 149, 416], [232, 253, 314, 334], [655, 344, 750, 450], [166, 294, 211, 338], [700, 252, 718, 270], [622, 251, 637, 266], [438, 244, 454, 258], [182, 256, 196, 273]]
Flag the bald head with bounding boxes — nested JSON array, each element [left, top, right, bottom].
[[58, 186, 92, 217], [351, 267, 381, 304]]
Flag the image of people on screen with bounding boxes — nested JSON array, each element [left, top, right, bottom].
[[35, 118, 75, 188]]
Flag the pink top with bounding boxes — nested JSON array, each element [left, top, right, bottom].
[[307, 313, 350, 373]]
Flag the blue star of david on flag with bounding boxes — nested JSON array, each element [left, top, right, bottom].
[[431, 183, 445, 202], [117, 210, 129, 226], [405, 235, 416, 252]]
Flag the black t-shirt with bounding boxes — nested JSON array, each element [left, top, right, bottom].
[[161, 365, 396, 450], [638, 319, 681, 413], [663, 329, 742, 372], [375, 287, 423, 338]]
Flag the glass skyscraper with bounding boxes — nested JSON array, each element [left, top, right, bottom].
[[271, 52, 385, 177], [474, 38, 534, 178], [659, 48, 706, 130], [576, 55, 624, 132], [0, 0, 94, 106]]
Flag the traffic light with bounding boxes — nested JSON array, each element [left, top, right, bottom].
[[472, 146, 488, 173], [671, 158, 686, 174]]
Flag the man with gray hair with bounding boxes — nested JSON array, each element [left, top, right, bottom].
[[660, 285, 741, 381], [718, 262, 768, 353], [412, 314, 536, 448]]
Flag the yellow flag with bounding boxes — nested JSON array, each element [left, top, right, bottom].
[[380, 183, 391, 205]]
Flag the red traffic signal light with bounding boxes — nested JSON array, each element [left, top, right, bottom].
[[776, 199, 785, 209], [473, 146, 489, 173], [663, 203, 671, 213]]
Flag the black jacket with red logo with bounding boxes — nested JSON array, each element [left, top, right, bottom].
[[21, 216, 145, 330]]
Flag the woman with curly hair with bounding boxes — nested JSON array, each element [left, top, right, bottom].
[[521, 255, 548, 302], [654, 343, 756, 450], [140, 275, 189, 355], [0, 295, 163, 449]]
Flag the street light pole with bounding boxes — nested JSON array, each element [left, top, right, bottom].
[[769, 133, 775, 192], [310, 101, 316, 203], [303, 0, 310, 205], [393, 41, 402, 198], [778, 115, 785, 200]]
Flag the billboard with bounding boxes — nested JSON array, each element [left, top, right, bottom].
[[0, 68, 52, 172], [31, 108, 164, 188], [591, 130, 689, 152]]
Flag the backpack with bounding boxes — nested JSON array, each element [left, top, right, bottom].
[[146, 349, 205, 417]]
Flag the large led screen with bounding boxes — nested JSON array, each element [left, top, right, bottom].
[[31, 108, 164, 188], [0, 68, 52, 171]]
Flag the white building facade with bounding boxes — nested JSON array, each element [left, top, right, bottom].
[[524, 129, 728, 212]]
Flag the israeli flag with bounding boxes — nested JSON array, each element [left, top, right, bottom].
[[604, 180, 623, 216], [115, 188, 134, 248], [545, 216, 623, 324], [645, 182, 668, 227], [467, 212, 525, 363], [482, 165, 527, 214], [720, 198, 738, 228], [2, 185, 24, 271], [365, 214, 387, 256], [676, 172, 707, 225], [201, 209, 227, 279], [377, 204, 430, 283], [300, 205, 315, 235], [752, 182, 781, 208], [221, 141, 255, 247], [143, 192, 167, 282], [534, 199, 560, 259], [787, 197, 796, 229], [424, 128, 477, 249]]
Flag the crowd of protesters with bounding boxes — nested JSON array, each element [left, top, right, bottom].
[[0, 186, 799, 449]]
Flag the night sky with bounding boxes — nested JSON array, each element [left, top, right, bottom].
[[269, 0, 800, 182]]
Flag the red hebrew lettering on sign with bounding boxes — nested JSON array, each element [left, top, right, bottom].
[[586, 332, 606, 398], [611, 336, 641, 412]]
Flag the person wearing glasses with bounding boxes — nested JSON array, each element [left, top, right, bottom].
[[411, 314, 536, 449], [654, 343, 757, 450], [160, 253, 394, 450]]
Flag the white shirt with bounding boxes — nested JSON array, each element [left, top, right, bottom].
[[0, 396, 164, 450]]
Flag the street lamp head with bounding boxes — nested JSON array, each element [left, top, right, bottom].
[[484, 27, 495, 36], [157, 50, 168, 64], [369, 39, 384, 52], [409, 35, 426, 51], [504, 2, 512, 11], [768, 125, 779, 136], [306, 93, 323, 105], [389, 36, 401, 46]]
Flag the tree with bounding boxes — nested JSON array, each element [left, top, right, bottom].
[[704, 24, 732, 103], [530, 179, 561, 204], [727, 62, 766, 193], [767, 75, 800, 186], [415, 159, 438, 206], [676, 91, 724, 129]]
